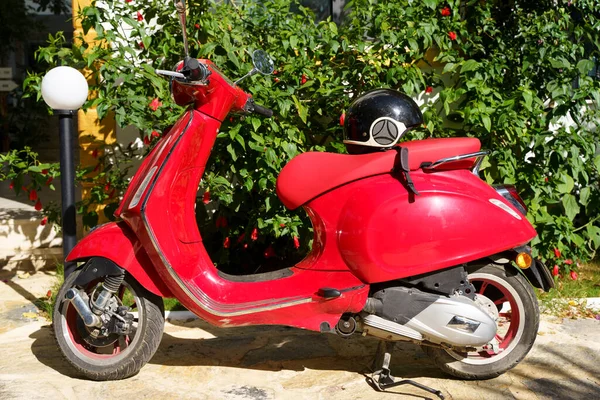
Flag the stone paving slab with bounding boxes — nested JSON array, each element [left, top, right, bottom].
[[1, 271, 599, 400]]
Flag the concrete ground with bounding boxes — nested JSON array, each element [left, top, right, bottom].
[[1, 268, 599, 400]]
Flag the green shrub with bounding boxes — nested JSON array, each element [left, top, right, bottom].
[[12, 0, 600, 275]]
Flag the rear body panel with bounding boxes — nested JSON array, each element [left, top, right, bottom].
[[332, 169, 537, 283]]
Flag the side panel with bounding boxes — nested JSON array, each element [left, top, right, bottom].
[[66, 222, 172, 297], [336, 169, 537, 283]]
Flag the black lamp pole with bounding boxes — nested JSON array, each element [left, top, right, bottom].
[[57, 110, 78, 278]]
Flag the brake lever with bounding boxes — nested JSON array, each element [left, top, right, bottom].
[[155, 69, 186, 79]]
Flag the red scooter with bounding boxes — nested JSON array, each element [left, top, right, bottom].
[[53, 1, 553, 391]]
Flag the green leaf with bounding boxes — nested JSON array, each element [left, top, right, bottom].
[[556, 174, 574, 194], [460, 60, 480, 73], [561, 194, 580, 220], [576, 59, 595, 75], [442, 63, 456, 74], [422, 0, 438, 9], [587, 225, 600, 249], [251, 117, 261, 132], [579, 186, 590, 206], [594, 155, 600, 172], [226, 143, 237, 161], [481, 115, 491, 132], [522, 90, 533, 112]]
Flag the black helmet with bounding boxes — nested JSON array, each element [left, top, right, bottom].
[[343, 89, 423, 154]]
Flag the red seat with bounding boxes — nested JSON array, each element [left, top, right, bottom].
[[276, 138, 481, 209]]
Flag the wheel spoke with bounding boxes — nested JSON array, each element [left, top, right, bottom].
[[478, 281, 489, 295], [493, 296, 507, 306]]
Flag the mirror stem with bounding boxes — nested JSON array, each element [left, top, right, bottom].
[[175, 0, 190, 59], [234, 68, 258, 85]]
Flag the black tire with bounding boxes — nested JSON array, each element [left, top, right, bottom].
[[422, 263, 539, 380], [53, 268, 165, 381]]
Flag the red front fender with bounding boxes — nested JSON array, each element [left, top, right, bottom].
[[66, 221, 172, 297]]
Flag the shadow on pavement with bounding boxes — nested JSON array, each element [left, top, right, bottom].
[[27, 318, 444, 381]]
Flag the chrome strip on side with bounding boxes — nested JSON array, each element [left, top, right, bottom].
[[138, 111, 314, 317]]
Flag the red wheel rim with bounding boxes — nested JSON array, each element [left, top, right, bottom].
[[61, 281, 138, 362], [474, 277, 521, 357], [446, 274, 524, 364]]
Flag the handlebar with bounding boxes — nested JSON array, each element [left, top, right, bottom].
[[251, 102, 273, 118], [245, 98, 273, 118], [156, 58, 209, 82]]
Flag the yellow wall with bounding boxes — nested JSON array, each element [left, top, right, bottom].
[[72, 0, 116, 222]]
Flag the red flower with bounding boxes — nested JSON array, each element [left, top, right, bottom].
[[137, 11, 143, 21], [251, 227, 259, 241], [45, 177, 53, 186], [425, 86, 433, 94], [552, 265, 559, 276], [300, 74, 307, 85], [46, 290, 52, 298], [202, 191, 210, 204], [273, 70, 279, 75], [237, 233, 245, 244], [279, 223, 285, 228], [223, 237, 230, 248], [339, 113, 345, 126], [29, 189, 38, 201], [151, 130, 160, 139], [40, 216, 48, 226], [143, 136, 150, 145], [243, 243, 248, 249], [293, 236, 300, 249], [448, 31, 457, 41], [125, 0, 132, 2], [149, 98, 162, 111], [554, 248, 561, 258], [565, 259, 573, 265], [34, 199, 42, 211], [194, 23, 200, 29], [138, 42, 144, 49], [41, 169, 49, 175], [570, 270, 578, 280], [92, 148, 99, 158], [440, 7, 451, 16], [9, 181, 14, 190], [544, 177, 549, 182], [216, 216, 228, 229], [274, 77, 280, 83], [264, 246, 275, 258], [104, 184, 111, 193]]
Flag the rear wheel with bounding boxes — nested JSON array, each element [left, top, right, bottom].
[[422, 263, 539, 380], [53, 268, 165, 380]]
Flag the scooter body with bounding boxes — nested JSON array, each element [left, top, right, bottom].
[[54, 3, 553, 384], [67, 59, 537, 333]]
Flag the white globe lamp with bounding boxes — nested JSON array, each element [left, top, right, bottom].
[[41, 66, 88, 111], [41, 66, 89, 277]]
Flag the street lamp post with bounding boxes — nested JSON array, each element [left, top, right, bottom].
[[41, 66, 88, 278]]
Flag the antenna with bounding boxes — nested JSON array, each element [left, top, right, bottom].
[[174, 0, 190, 59]]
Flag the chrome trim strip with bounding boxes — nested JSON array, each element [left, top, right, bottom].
[[142, 216, 312, 317], [423, 150, 490, 170], [138, 111, 314, 317]]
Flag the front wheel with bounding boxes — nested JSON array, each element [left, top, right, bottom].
[[53, 268, 165, 380], [422, 263, 539, 380]]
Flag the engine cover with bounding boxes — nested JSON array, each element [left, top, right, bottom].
[[371, 286, 496, 347]]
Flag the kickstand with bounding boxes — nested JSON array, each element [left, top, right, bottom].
[[370, 341, 445, 400]]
